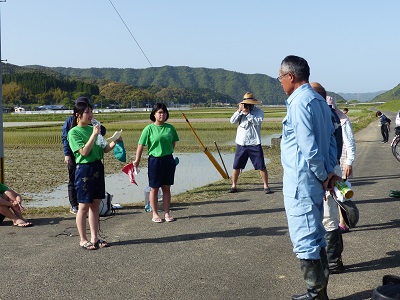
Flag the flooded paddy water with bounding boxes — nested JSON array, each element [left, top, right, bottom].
[[25, 152, 241, 208]]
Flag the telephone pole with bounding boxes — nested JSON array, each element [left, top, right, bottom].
[[0, 1, 6, 183]]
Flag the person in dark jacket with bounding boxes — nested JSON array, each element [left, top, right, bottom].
[[376, 111, 390, 143]]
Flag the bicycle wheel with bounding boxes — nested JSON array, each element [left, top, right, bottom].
[[392, 136, 400, 162], [391, 136, 398, 155]]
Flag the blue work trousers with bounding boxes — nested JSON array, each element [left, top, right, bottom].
[[284, 192, 326, 260]]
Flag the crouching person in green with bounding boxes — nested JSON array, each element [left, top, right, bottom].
[[0, 183, 32, 227], [67, 100, 122, 250]]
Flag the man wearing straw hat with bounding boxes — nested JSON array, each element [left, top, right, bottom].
[[228, 92, 271, 194]]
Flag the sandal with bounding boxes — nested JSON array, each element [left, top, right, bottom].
[[152, 217, 163, 223], [80, 241, 98, 250], [165, 216, 175, 222], [339, 224, 350, 233], [264, 187, 273, 194], [13, 220, 33, 227], [95, 240, 110, 248], [228, 187, 238, 193]]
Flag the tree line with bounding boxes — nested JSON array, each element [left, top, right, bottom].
[[1, 69, 235, 109], [2, 72, 99, 108]]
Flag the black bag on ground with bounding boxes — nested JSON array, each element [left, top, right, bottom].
[[99, 192, 114, 217], [0, 214, 5, 224]]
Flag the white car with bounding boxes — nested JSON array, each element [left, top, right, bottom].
[[396, 110, 400, 127]]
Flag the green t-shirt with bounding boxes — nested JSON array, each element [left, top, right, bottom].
[[138, 123, 179, 157], [0, 182, 9, 194], [67, 125, 104, 164]]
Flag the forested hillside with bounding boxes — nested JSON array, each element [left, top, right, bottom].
[[2, 72, 99, 106], [37, 65, 288, 104], [373, 84, 400, 102], [1, 64, 236, 108], [2, 63, 346, 108]]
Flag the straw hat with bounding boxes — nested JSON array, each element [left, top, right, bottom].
[[240, 92, 261, 104]]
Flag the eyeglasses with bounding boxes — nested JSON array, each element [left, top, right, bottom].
[[277, 73, 289, 83]]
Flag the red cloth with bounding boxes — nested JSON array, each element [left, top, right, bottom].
[[122, 163, 138, 186]]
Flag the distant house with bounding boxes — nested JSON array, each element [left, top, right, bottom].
[[36, 105, 67, 111]]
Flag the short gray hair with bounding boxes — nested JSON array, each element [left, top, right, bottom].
[[280, 55, 310, 82]]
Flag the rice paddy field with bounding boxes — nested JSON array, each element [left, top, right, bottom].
[[2, 105, 376, 213]]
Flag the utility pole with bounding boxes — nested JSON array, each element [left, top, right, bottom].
[[0, 1, 6, 183]]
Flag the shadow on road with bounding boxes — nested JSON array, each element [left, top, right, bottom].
[[112, 226, 288, 246]]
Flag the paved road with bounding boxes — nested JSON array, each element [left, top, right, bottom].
[[3, 121, 64, 127], [1, 112, 399, 300]]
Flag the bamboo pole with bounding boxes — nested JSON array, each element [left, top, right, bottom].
[[214, 141, 229, 179], [181, 113, 228, 179]]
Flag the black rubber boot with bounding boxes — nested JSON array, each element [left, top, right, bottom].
[[325, 229, 344, 274], [292, 257, 329, 300], [319, 248, 329, 299]]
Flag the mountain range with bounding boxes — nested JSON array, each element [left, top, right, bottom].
[[25, 65, 349, 104], [2, 63, 382, 106], [338, 91, 386, 102]]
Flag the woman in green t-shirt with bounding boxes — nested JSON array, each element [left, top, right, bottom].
[[67, 100, 122, 250], [133, 103, 179, 223]]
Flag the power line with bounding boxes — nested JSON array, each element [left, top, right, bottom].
[[108, 0, 153, 67]]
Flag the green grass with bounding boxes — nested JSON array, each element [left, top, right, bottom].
[[374, 99, 400, 112]]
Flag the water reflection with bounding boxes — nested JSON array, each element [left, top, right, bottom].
[[25, 152, 254, 208], [217, 133, 281, 146]]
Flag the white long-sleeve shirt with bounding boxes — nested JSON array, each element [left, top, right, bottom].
[[342, 119, 356, 166], [230, 106, 264, 146]]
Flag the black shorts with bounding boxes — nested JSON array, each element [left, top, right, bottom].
[[75, 160, 105, 203], [148, 154, 176, 188]]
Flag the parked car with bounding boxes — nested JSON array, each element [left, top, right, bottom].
[[396, 110, 400, 127]]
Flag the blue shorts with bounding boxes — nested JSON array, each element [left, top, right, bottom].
[[148, 154, 176, 188], [233, 144, 266, 170], [75, 160, 105, 203]]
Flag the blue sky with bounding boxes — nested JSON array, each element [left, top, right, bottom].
[[1, 0, 399, 93]]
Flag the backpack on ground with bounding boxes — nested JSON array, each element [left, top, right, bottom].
[[100, 192, 115, 217]]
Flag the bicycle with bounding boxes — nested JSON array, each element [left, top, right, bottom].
[[391, 126, 400, 162]]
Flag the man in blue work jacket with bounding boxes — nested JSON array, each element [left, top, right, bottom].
[[278, 55, 339, 300]]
